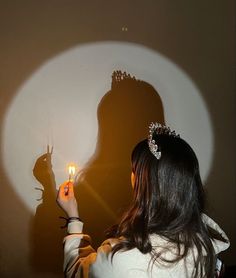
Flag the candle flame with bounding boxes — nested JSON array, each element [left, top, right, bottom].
[[67, 162, 78, 182], [68, 165, 76, 175]]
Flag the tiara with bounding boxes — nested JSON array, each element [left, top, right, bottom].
[[148, 122, 179, 159], [111, 70, 137, 89]]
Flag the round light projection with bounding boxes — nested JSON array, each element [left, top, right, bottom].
[[2, 42, 213, 212]]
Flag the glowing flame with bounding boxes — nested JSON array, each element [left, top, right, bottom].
[[68, 165, 76, 176], [67, 163, 78, 181]]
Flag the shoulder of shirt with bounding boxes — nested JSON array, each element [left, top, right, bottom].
[[201, 213, 230, 254]]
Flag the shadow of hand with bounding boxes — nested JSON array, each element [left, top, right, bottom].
[[30, 146, 64, 274], [33, 146, 56, 190]]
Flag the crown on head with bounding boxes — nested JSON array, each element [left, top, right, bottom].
[[111, 70, 137, 89], [148, 122, 179, 159]]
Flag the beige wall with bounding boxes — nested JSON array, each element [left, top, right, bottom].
[[0, 1, 235, 277]]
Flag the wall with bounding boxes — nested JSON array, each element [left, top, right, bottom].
[[0, 1, 235, 277]]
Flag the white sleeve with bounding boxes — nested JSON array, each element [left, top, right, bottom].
[[63, 220, 113, 278]]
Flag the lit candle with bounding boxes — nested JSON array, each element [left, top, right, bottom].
[[64, 163, 77, 195], [68, 165, 76, 182]]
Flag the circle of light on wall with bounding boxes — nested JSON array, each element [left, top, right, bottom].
[[2, 42, 213, 212]]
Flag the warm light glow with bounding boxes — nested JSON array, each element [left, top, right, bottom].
[[2, 42, 213, 211], [67, 163, 78, 181], [68, 165, 76, 176]]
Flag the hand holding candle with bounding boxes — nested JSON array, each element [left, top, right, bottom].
[[57, 181, 79, 218], [56, 162, 79, 216]]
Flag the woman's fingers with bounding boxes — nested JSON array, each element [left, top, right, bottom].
[[57, 181, 74, 199], [58, 182, 67, 199], [56, 181, 78, 218]]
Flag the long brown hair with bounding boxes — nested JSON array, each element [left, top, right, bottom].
[[107, 135, 224, 277]]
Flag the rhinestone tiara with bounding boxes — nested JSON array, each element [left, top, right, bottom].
[[111, 70, 137, 89], [148, 122, 179, 159]]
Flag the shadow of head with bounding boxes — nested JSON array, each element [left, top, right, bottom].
[[96, 70, 165, 158]]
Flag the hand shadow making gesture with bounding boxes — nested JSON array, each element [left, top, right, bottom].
[[30, 146, 65, 275]]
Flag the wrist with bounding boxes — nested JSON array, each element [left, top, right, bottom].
[[67, 211, 79, 218], [59, 216, 82, 230], [68, 216, 82, 222]]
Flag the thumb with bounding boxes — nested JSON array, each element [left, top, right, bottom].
[[57, 182, 68, 199]]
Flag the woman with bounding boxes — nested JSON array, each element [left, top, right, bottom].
[[57, 123, 229, 277]]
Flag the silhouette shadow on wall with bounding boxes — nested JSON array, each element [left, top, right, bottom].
[[30, 70, 165, 274], [30, 146, 64, 275], [75, 70, 165, 248]]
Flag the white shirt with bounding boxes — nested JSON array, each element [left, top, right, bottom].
[[63, 214, 230, 278]]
